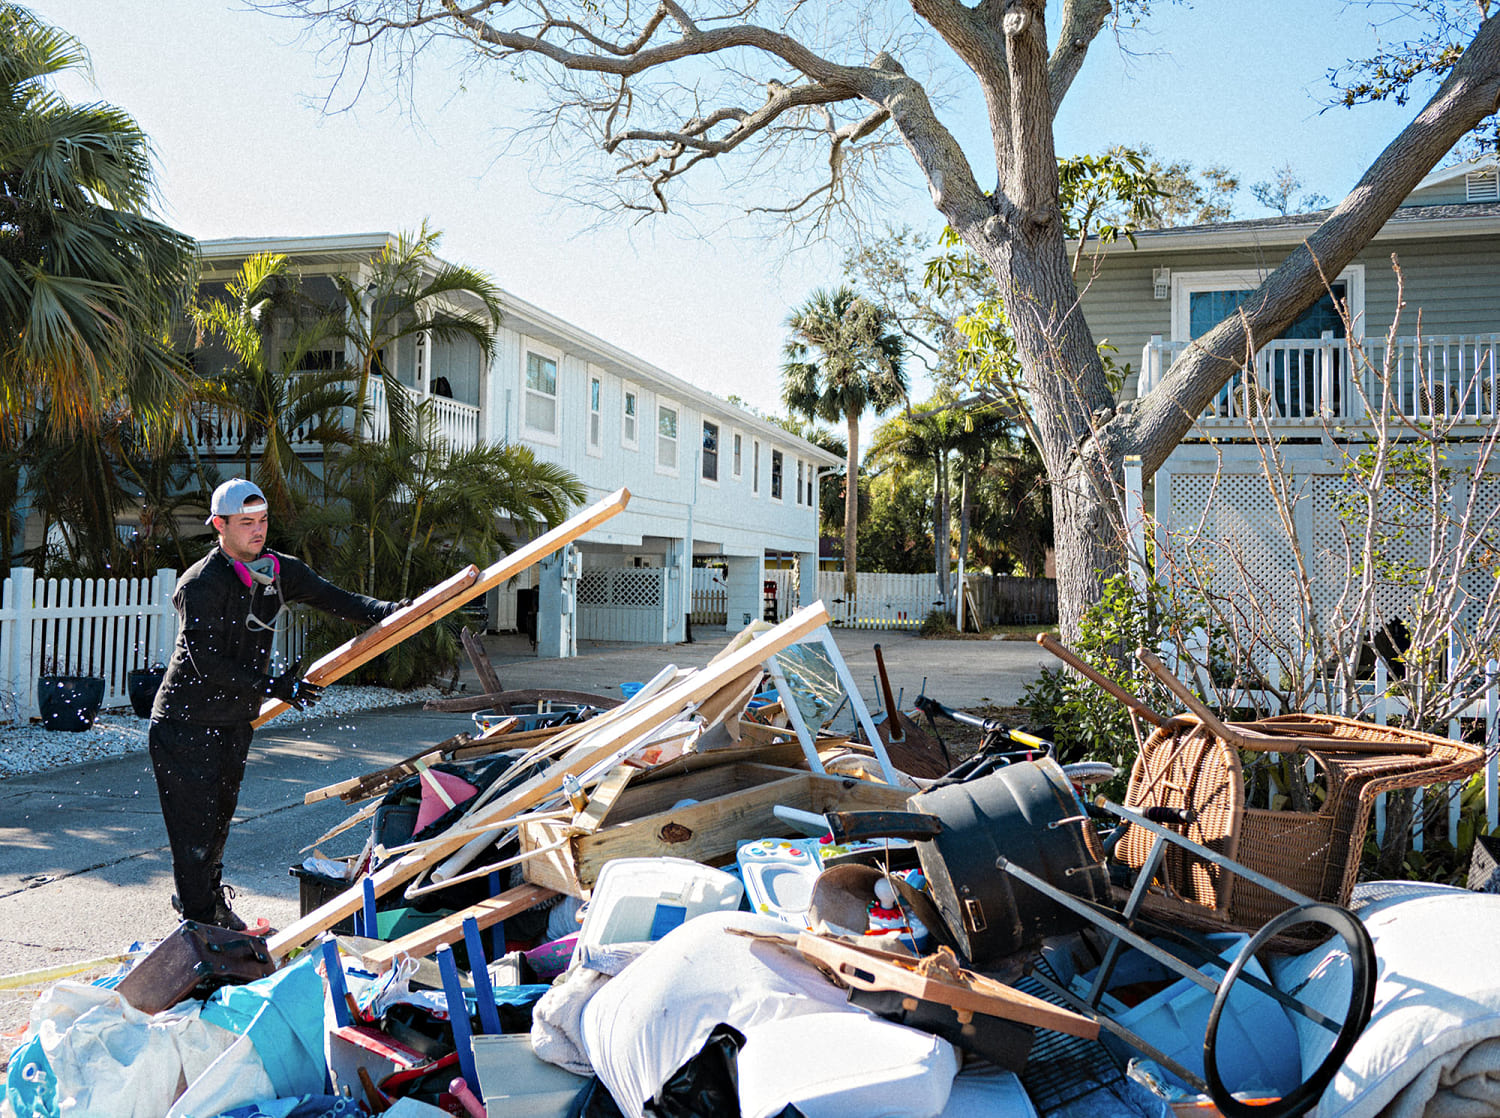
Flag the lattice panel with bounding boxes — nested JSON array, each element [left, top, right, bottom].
[[1165, 472, 1302, 639], [577, 570, 612, 606], [577, 568, 666, 609]]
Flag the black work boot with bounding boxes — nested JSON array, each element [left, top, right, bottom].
[[211, 884, 249, 932]]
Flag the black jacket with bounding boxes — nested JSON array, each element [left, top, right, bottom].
[[152, 547, 395, 726]]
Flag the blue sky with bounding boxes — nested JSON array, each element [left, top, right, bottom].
[[36, 2, 1433, 415]]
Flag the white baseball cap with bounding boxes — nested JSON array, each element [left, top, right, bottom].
[[206, 478, 268, 525]]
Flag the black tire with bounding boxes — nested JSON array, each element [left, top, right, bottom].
[[1203, 902, 1376, 1118]]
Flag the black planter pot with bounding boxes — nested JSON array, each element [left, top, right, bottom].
[[127, 667, 167, 718], [37, 675, 106, 732]]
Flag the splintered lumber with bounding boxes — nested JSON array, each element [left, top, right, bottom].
[[424, 688, 623, 715], [572, 765, 636, 834], [254, 487, 631, 728], [303, 733, 469, 805], [266, 601, 833, 959], [461, 626, 504, 696], [358, 884, 558, 972]]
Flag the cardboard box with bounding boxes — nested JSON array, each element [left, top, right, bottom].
[[519, 763, 909, 897]]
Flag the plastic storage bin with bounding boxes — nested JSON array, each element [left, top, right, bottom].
[[1074, 932, 1301, 1096], [577, 856, 744, 950]]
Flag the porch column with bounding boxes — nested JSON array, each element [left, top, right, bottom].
[[722, 554, 765, 632], [663, 539, 688, 644], [536, 544, 580, 658], [796, 550, 818, 613]]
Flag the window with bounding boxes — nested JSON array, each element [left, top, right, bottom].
[[622, 386, 639, 449], [732, 433, 743, 479], [588, 375, 602, 454], [796, 460, 804, 505], [1171, 267, 1364, 419], [702, 420, 719, 482], [524, 350, 558, 437], [771, 450, 783, 500], [657, 403, 678, 472], [752, 439, 761, 495]]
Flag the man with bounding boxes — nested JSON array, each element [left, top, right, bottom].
[[149, 478, 407, 931]]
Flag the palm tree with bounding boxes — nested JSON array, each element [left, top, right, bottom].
[[0, 4, 197, 565], [781, 287, 907, 597], [330, 225, 503, 443], [314, 401, 585, 685], [867, 403, 964, 608], [0, 6, 196, 436]]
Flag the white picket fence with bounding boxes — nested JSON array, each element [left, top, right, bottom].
[[1, 568, 178, 721], [1, 566, 314, 722], [818, 570, 945, 631]]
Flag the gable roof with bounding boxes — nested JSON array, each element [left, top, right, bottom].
[[1080, 200, 1500, 254]]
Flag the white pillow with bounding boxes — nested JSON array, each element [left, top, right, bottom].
[[579, 910, 957, 1118]]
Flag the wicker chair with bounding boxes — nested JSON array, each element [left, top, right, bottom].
[[1116, 714, 1485, 935]]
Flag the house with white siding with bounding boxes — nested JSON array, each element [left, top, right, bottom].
[[1076, 156, 1500, 637], [195, 233, 840, 656]]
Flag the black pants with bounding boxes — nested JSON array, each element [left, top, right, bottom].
[[148, 718, 253, 922]]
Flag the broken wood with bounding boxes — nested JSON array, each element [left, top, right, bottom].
[[267, 601, 833, 959], [461, 626, 504, 696], [789, 933, 1099, 1039], [357, 883, 558, 973], [254, 564, 481, 727], [254, 487, 631, 727], [423, 688, 623, 715], [302, 801, 380, 853], [571, 765, 636, 834]]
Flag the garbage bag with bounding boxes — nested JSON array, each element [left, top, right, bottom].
[[641, 1026, 807, 1118]]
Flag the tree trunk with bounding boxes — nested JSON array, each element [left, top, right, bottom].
[[955, 214, 1125, 641], [843, 412, 859, 599]]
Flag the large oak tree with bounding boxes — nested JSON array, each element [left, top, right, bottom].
[[267, 0, 1500, 637]]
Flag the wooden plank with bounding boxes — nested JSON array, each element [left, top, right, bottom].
[[304, 743, 455, 806], [423, 688, 622, 715], [461, 626, 504, 696], [790, 933, 1099, 1039], [571, 765, 637, 834], [519, 765, 910, 897], [266, 601, 832, 959], [254, 487, 630, 728], [253, 564, 481, 727], [357, 884, 558, 972]]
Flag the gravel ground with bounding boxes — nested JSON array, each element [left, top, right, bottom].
[[0, 685, 442, 778]]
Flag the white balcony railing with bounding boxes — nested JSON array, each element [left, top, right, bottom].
[[1140, 331, 1500, 427], [189, 375, 480, 455]]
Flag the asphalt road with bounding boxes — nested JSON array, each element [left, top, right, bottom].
[[0, 627, 1054, 1049]]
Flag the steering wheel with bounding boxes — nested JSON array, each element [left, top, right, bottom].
[[1204, 902, 1376, 1118]]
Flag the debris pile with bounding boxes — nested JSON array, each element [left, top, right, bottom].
[[7, 546, 1500, 1117]]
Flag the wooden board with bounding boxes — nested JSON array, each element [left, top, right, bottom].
[[357, 883, 558, 972], [518, 763, 910, 897], [461, 626, 504, 696], [254, 487, 630, 727], [791, 933, 1099, 1039], [423, 688, 622, 714], [265, 601, 833, 959]]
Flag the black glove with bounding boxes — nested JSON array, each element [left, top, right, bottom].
[[382, 598, 414, 620], [265, 658, 322, 709]]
